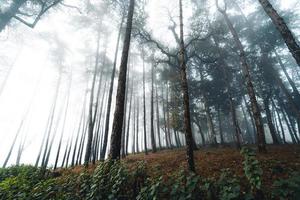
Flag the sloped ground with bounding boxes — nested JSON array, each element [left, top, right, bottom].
[[124, 145, 300, 188]]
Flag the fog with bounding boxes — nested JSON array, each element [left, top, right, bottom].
[[0, 0, 299, 168]]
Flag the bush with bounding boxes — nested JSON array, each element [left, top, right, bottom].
[[240, 147, 263, 191], [272, 172, 300, 200]]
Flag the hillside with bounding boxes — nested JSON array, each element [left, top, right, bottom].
[[1, 145, 300, 199]]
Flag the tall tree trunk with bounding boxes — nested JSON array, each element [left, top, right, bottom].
[[155, 77, 162, 149], [132, 97, 136, 154], [217, 108, 224, 145], [109, 0, 135, 159], [84, 29, 101, 166], [36, 66, 62, 167], [15, 136, 26, 166], [280, 102, 297, 143], [258, 0, 300, 66], [69, 100, 85, 168], [44, 71, 73, 169], [123, 78, 133, 157], [61, 138, 70, 168], [195, 120, 206, 146], [77, 119, 88, 165], [272, 99, 286, 143], [275, 51, 300, 98], [136, 97, 140, 153], [102, 14, 125, 159], [211, 34, 241, 148], [166, 83, 172, 148], [150, 61, 157, 153], [92, 80, 108, 164], [263, 97, 279, 144], [243, 96, 257, 143], [0, 0, 27, 32], [162, 85, 170, 148], [203, 95, 217, 145], [65, 136, 74, 168], [2, 72, 39, 167], [142, 50, 148, 155], [241, 104, 254, 144], [120, 58, 131, 158], [217, 3, 266, 152], [179, 0, 195, 172]]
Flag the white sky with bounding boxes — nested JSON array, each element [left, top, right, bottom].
[[0, 0, 298, 167]]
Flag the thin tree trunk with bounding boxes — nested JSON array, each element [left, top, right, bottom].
[[241, 104, 254, 144], [84, 29, 101, 166], [69, 100, 85, 168], [150, 61, 157, 153], [217, 108, 224, 145], [15, 135, 26, 166], [61, 138, 70, 168], [166, 83, 172, 148], [179, 0, 195, 172], [263, 97, 279, 144], [36, 67, 62, 167], [123, 78, 133, 157], [272, 99, 286, 143], [203, 95, 217, 145], [102, 14, 125, 159], [65, 136, 74, 168], [77, 119, 88, 165], [243, 95, 257, 143], [195, 120, 205, 146], [275, 51, 300, 97], [155, 77, 162, 149], [162, 85, 170, 148], [136, 97, 140, 153], [132, 97, 136, 154], [217, 3, 266, 152], [142, 50, 148, 155], [95, 82, 109, 161]]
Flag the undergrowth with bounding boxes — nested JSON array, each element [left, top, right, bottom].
[[0, 148, 299, 200]]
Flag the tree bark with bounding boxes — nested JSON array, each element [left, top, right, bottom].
[[150, 61, 157, 152], [102, 14, 125, 159], [142, 50, 148, 155], [179, 0, 195, 172], [155, 76, 162, 149], [109, 0, 135, 159], [258, 0, 300, 66]]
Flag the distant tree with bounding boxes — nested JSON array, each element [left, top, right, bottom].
[[216, 0, 267, 152], [150, 58, 157, 153]]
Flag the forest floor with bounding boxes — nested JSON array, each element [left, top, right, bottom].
[[124, 145, 300, 188], [69, 145, 300, 190]]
